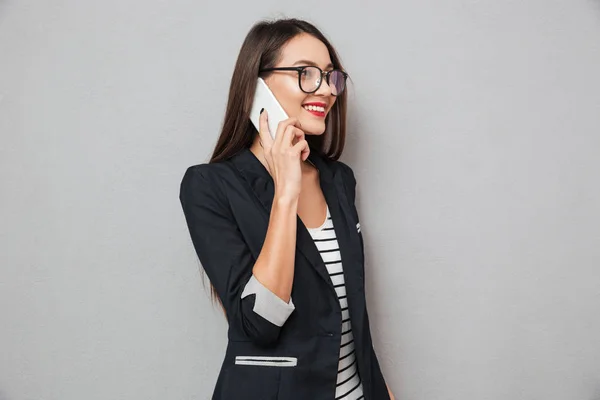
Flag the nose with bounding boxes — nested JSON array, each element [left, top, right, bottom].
[[314, 74, 333, 96]]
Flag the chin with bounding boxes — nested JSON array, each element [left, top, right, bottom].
[[301, 120, 327, 136]]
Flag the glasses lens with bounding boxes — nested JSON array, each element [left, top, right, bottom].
[[299, 66, 321, 93], [329, 70, 346, 96], [299, 67, 347, 95]]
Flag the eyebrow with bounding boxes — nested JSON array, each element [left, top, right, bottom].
[[292, 59, 334, 69]]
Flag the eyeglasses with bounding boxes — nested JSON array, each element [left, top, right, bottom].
[[259, 66, 348, 96]]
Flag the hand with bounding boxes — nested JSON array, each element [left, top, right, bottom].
[[258, 109, 310, 201]]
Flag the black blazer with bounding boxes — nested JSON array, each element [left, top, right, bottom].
[[179, 147, 389, 400]]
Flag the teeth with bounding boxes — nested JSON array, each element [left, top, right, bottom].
[[303, 105, 325, 113]]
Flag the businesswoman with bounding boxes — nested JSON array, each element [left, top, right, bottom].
[[179, 18, 395, 400]]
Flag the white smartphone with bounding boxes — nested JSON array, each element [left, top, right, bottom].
[[249, 77, 289, 140]]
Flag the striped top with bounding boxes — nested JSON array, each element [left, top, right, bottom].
[[307, 205, 364, 400]]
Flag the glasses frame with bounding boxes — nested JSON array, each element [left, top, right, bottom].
[[259, 66, 349, 96]]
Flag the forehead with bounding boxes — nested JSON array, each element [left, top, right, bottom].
[[276, 33, 333, 69]]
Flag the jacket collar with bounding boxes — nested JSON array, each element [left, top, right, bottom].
[[228, 147, 361, 298]]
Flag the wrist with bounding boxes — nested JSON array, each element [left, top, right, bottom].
[[273, 192, 299, 208]]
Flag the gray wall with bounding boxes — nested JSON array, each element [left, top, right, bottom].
[[1, 1, 600, 399]]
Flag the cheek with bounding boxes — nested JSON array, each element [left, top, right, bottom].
[[267, 78, 330, 135], [280, 92, 307, 117], [268, 79, 303, 113]]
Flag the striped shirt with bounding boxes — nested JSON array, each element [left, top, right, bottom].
[[307, 205, 364, 400]]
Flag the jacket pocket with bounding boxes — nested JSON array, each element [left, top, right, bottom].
[[235, 355, 297, 367]]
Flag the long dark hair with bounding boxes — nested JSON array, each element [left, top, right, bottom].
[[207, 18, 349, 307]]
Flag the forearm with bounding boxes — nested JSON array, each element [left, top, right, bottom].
[[252, 194, 298, 303]]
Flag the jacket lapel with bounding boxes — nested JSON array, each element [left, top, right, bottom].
[[308, 151, 363, 299], [229, 147, 359, 300]]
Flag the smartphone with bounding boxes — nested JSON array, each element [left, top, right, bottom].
[[249, 77, 289, 140]]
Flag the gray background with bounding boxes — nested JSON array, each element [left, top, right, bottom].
[[1, 0, 600, 399]]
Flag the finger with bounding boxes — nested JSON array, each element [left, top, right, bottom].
[[292, 139, 310, 161], [283, 125, 305, 147], [274, 117, 301, 147], [258, 109, 274, 148], [291, 127, 305, 146], [281, 125, 302, 149], [300, 143, 310, 162]]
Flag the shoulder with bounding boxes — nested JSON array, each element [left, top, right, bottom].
[[330, 159, 357, 188], [181, 162, 231, 185], [179, 161, 233, 205], [321, 158, 357, 207]]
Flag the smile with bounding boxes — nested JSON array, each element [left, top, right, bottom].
[[303, 104, 326, 117]]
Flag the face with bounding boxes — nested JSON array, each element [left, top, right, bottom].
[[264, 33, 338, 136]]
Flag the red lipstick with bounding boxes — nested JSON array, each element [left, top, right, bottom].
[[302, 102, 327, 118]]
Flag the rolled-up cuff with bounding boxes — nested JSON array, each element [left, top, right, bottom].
[[241, 275, 295, 327]]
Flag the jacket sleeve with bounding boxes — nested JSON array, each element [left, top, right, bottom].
[[179, 165, 295, 346]]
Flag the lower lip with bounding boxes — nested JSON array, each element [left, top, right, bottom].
[[303, 108, 326, 118]]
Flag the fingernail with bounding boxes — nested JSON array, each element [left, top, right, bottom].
[[260, 108, 264, 114]]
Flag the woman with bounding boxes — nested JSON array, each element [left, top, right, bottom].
[[179, 18, 395, 400]]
